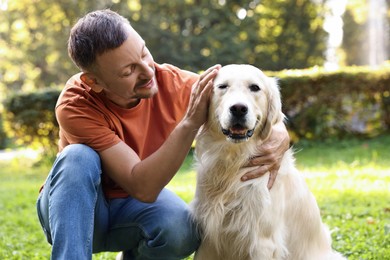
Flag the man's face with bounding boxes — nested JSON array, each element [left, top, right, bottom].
[[93, 25, 157, 108]]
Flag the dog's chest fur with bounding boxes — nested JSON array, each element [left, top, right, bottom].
[[191, 134, 289, 259]]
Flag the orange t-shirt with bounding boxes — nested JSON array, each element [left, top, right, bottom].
[[55, 63, 199, 198]]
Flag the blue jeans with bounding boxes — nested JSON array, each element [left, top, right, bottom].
[[36, 144, 200, 260]]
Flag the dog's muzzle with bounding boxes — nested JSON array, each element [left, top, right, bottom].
[[220, 103, 257, 143]]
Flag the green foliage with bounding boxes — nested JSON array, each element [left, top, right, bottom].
[[130, 0, 326, 71], [0, 114, 7, 149], [270, 65, 390, 139], [0, 0, 327, 95], [342, 0, 390, 66], [3, 89, 60, 157], [0, 0, 115, 93]]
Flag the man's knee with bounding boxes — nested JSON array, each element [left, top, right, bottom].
[[163, 209, 200, 256], [143, 202, 200, 258], [52, 144, 101, 185], [60, 144, 100, 164]]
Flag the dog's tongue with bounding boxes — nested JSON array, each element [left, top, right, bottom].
[[229, 126, 247, 135]]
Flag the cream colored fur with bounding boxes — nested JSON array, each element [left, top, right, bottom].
[[190, 65, 345, 260]]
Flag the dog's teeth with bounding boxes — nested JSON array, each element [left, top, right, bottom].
[[229, 128, 246, 135]]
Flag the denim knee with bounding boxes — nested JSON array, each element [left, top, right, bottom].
[[53, 144, 102, 187], [138, 196, 200, 259], [159, 208, 200, 257]]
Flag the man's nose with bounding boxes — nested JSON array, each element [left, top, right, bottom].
[[139, 61, 154, 79]]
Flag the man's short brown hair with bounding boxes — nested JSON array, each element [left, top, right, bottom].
[[68, 9, 130, 70]]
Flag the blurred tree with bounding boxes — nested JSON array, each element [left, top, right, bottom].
[[342, 7, 366, 66], [342, 0, 390, 66], [253, 0, 327, 70], [125, 0, 327, 71], [0, 0, 115, 94], [1, 0, 328, 95], [3, 89, 60, 157]]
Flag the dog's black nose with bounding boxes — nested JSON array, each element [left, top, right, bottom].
[[230, 104, 248, 117]]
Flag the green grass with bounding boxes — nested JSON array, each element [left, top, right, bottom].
[[1, 135, 389, 259]]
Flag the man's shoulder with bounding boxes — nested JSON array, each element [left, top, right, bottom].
[[155, 63, 199, 85], [155, 63, 184, 74], [56, 73, 95, 108], [64, 73, 85, 89]]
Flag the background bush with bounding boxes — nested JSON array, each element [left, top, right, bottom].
[[3, 89, 60, 158], [273, 65, 390, 140], [3, 66, 389, 155], [0, 115, 8, 149]]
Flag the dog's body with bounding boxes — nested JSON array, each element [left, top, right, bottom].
[[190, 65, 345, 260]]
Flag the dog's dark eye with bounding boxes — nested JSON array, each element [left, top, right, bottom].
[[249, 84, 261, 92], [217, 84, 228, 90]]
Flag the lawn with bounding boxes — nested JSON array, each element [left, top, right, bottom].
[[0, 135, 389, 259]]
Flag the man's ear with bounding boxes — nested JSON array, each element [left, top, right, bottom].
[[80, 73, 104, 93]]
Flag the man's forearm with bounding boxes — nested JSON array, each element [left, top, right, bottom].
[[130, 120, 199, 202]]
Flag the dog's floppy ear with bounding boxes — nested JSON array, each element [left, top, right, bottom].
[[260, 77, 284, 140]]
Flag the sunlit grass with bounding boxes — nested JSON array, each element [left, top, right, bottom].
[[1, 135, 389, 259]]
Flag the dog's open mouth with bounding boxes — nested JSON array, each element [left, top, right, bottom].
[[221, 124, 254, 143]]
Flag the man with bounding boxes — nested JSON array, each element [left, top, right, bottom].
[[36, 9, 290, 260]]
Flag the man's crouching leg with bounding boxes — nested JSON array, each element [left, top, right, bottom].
[[106, 189, 200, 260], [37, 144, 102, 259]]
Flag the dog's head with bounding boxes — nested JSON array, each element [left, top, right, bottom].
[[208, 64, 283, 143]]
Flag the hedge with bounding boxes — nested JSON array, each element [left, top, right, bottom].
[[2, 89, 60, 157], [2, 66, 390, 154], [272, 66, 390, 140], [0, 114, 8, 149]]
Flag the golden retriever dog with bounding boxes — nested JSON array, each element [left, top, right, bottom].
[[190, 64, 345, 260]]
